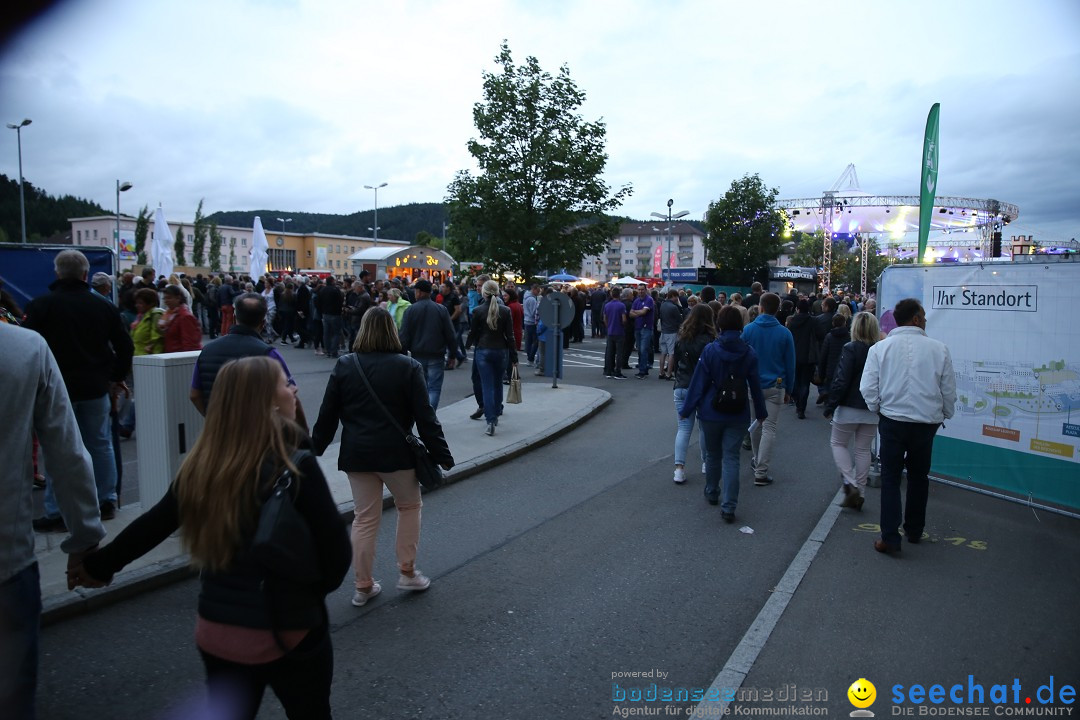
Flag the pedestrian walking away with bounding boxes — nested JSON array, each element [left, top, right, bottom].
[[70, 356, 351, 720], [860, 298, 956, 555], [740, 293, 795, 487], [312, 308, 454, 608], [680, 306, 767, 522]]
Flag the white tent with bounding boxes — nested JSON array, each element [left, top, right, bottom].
[[250, 216, 269, 280], [151, 206, 174, 280], [611, 276, 646, 286]]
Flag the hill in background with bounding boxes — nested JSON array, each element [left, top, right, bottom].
[[206, 202, 450, 245], [0, 174, 107, 243]]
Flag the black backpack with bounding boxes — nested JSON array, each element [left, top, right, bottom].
[[712, 361, 748, 414]]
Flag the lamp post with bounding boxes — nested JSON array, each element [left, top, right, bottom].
[[364, 182, 387, 246], [651, 199, 689, 281], [115, 180, 133, 276], [276, 217, 292, 233], [6, 118, 32, 243]]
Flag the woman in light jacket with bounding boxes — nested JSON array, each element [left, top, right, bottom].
[[681, 306, 767, 524], [386, 287, 411, 328], [312, 308, 454, 607], [73, 356, 351, 719], [466, 280, 518, 436], [824, 311, 881, 509]]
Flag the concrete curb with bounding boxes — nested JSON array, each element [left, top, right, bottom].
[[42, 389, 613, 626]]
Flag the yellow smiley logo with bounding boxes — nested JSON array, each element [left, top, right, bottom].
[[848, 678, 876, 708]]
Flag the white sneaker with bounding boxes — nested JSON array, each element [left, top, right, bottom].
[[351, 581, 382, 607], [397, 572, 431, 591], [673, 467, 686, 484]]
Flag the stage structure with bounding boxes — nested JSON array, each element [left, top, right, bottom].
[[778, 164, 1020, 293]]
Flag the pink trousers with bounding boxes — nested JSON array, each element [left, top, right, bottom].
[[347, 469, 422, 590]]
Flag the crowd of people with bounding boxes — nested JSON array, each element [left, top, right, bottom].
[[1, 250, 953, 718]]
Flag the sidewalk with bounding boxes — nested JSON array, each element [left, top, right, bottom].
[[38, 383, 612, 625]]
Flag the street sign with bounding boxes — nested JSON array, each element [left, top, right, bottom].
[[539, 292, 574, 329]]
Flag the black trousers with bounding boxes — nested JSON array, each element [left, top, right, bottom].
[[878, 415, 939, 546], [603, 335, 624, 376], [199, 623, 333, 720]]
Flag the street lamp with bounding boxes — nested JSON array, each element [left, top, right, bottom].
[[115, 180, 133, 275], [364, 182, 388, 246], [6, 118, 32, 243], [650, 199, 689, 280], [276, 217, 292, 233]]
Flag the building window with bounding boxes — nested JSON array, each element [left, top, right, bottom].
[[307, 250, 312, 258], [93, 229, 98, 240], [336, 245, 341, 253], [77, 230, 81, 242], [242, 238, 246, 247], [188, 234, 193, 242], [230, 237, 235, 246]]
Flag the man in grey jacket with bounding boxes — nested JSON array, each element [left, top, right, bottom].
[[398, 279, 457, 409], [0, 323, 106, 718]]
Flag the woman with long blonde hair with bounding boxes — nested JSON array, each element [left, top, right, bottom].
[[73, 356, 350, 719], [466, 280, 518, 436], [824, 311, 881, 508]]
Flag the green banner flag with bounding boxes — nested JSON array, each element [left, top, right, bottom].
[[917, 103, 940, 263]]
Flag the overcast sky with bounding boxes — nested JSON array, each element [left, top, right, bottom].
[[1, 0, 1077, 244]]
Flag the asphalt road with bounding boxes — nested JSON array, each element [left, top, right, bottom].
[[38, 335, 1080, 719]]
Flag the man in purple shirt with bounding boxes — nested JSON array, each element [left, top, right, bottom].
[[630, 284, 655, 378], [602, 289, 628, 380]]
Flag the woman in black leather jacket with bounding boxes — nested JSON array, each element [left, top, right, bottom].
[[312, 308, 454, 608], [465, 280, 518, 436], [73, 356, 351, 719], [824, 311, 881, 509], [671, 304, 717, 484]]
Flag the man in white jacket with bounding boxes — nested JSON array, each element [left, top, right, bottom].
[[860, 298, 956, 555]]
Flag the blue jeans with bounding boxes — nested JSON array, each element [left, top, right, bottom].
[[0, 562, 40, 720], [322, 315, 343, 357], [878, 416, 939, 546], [673, 388, 707, 468], [44, 394, 116, 517], [635, 328, 653, 373], [474, 348, 506, 424], [700, 419, 746, 514], [524, 324, 538, 363], [416, 356, 445, 410]]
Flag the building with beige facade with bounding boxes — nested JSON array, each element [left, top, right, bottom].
[[69, 215, 406, 277]]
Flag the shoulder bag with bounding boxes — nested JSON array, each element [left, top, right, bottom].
[[506, 365, 522, 404], [250, 450, 320, 584], [350, 354, 445, 489]]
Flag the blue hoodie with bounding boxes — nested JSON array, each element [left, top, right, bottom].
[[681, 330, 768, 423], [740, 314, 795, 393]]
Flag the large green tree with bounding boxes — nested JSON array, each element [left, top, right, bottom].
[[703, 174, 785, 285], [446, 42, 631, 280], [192, 199, 208, 267], [789, 230, 894, 292], [134, 205, 149, 265]]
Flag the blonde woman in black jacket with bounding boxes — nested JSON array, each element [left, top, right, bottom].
[[312, 308, 453, 608], [466, 280, 518, 436]]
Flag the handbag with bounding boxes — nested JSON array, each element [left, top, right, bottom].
[[350, 354, 445, 489], [250, 452, 320, 583], [506, 365, 523, 404]]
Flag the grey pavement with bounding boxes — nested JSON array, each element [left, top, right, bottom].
[[33, 334, 1080, 718], [37, 378, 611, 624]]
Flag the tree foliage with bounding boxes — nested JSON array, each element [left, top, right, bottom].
[[789, 230, 894, 292], [134, 205, 150, 265], [703, 174, 785, 285], [446, 41, 631, 280], [174, 224, 186, 267], [192, 199, 208, 267], [208, 222, 222, 272]]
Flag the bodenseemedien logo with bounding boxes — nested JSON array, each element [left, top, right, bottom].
[[848, 678, 877, 717]]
